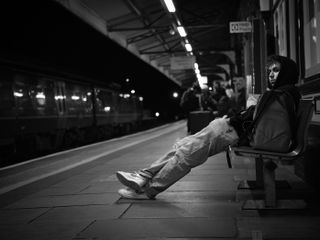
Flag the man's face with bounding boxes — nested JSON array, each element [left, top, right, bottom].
[[267, 62, 281, 87]]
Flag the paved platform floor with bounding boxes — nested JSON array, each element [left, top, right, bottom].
[[1, 121, 320, 239]]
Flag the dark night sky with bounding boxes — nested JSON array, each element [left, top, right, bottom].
[[0, 0, 183, 119]]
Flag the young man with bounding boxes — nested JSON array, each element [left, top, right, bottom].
[[116, 55, 301, 200]]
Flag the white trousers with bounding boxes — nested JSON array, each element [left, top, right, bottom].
[[139, 117, 239, 197]]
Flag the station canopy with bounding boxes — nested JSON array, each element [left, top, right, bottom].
[[56, 0, 241, 88]]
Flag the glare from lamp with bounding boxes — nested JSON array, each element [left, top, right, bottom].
[[173, 92, 179, 98], [164, 0, 176, 12], [185, 43, 192, 52], [177, 26, 187, 37], [169, 28, 176, 35], [197, 76, 208, 90]]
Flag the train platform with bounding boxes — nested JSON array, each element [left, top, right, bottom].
[[1, 120, 320, 240]]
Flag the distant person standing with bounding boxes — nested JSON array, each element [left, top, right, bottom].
[[200, 87, 217, 112], [214, 85, 238, 118], [180, 81, 202, 133], [223, 85, 239, 116], [234, 77, 246, 111], [212, 80, 225, 103]]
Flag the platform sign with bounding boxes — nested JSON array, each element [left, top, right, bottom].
[[229, 21, 252, 33]]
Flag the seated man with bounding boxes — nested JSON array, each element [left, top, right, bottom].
[[116, 55, 301, 199]]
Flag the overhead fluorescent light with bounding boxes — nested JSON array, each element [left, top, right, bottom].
[[177, 26, 187, 37], [164, 0, 176, 12], [185, 43, 192, 52], [198, 76, 208, 89]]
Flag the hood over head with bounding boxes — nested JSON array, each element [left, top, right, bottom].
[[266, 55, 301, 107], [267, 55, 299, 89]]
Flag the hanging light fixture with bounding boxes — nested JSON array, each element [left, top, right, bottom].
[[163, 0, 176, 12]]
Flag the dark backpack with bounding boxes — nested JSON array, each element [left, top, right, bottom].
[[226, 89, 297, 168], [245, 89, 297, 152]]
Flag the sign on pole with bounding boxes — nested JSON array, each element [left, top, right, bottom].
[[229, 21, 252, 33]]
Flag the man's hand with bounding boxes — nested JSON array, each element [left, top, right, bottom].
[[246, 94, 259, 107]]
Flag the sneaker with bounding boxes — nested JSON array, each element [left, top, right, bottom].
[[118, 188, 154, 200], [116, 171, 147, 192]]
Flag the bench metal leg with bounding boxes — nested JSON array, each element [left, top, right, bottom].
[[242, 159, 307, 210], [237, 157, 264, 189], [256, 157, 264, 188], [237, 156, 291, 190], [263, 160, 277, 207]]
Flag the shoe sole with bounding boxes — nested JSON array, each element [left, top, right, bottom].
[[118, 190, 149, 200], [116, 172, 142, 192]]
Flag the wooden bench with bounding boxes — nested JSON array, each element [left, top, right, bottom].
[[229, 99, 314, 209]]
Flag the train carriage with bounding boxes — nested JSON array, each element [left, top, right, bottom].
[[0, 63, 145, 165]]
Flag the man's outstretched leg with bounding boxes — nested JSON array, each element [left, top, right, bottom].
[[116, 117, 238, 199], [116, 148, 177, 199]]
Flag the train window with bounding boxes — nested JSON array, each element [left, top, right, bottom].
[[32, 78, 57, 115], [0, 73, 15, 117], [13, 74, 57, 116], [95, 88, 115, 114], [303, 0, 320, 77], [119, 95, 137, 113], [13, 74, 35, 116], [64, 82, 93, 115]]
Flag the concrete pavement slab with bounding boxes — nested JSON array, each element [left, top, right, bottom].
[[119, 202, 242, 218], [166, 179, 238, 191], [119, 191, 237, 203], [5, 193, 120, 209], [31, 204, 130, 223], [0, 208, 49, 224], [0, 221, 89, 240], [30, 185, 89, 196], [187, 168, 249, 176], [237, 216, 320, 239], [76, 218, 237, 239], [80, 181, 124, 194]]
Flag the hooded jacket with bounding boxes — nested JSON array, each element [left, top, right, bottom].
[[229, 55, 301, 138], [267, 55, 301, 107]]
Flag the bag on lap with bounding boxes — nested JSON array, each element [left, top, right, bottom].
[[244, 90, 296, 152]]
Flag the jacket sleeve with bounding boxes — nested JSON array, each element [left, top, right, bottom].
[[229, 105, 256, 136]]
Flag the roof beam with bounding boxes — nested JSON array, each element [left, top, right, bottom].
[[108, 26, 170, 32], [109, 24, 225, 32]]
